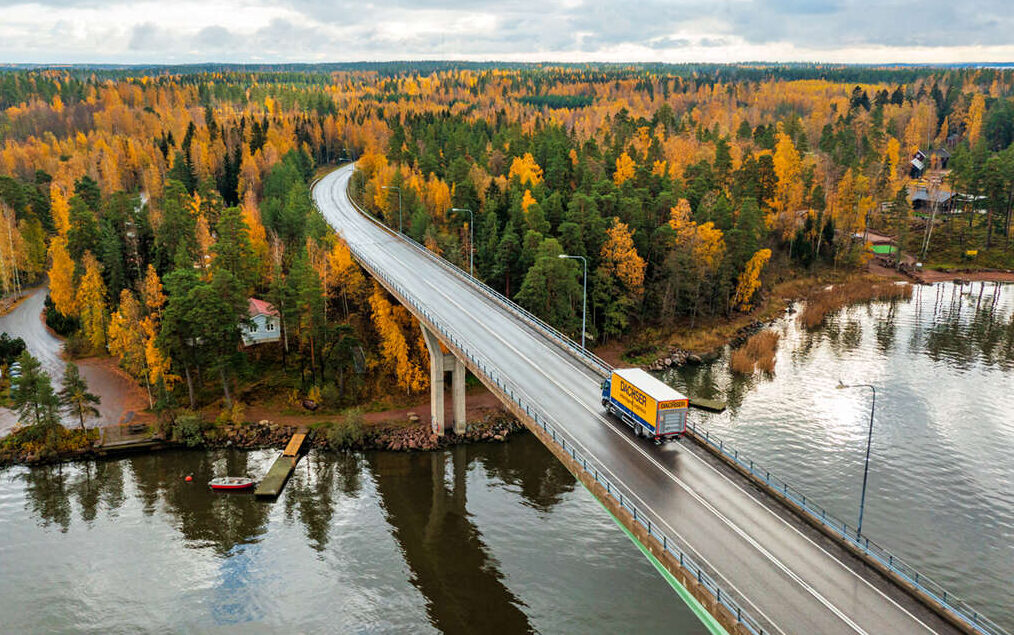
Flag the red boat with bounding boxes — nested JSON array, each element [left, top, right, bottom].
[[209, 477, 256, 491]]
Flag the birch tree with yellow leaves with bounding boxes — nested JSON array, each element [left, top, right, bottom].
[[594, 217, 645, 338], [76, 252, 108, 353]]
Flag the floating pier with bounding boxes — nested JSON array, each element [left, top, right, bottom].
[[254, 431, 307, 498], [689, 397, 727, 413]]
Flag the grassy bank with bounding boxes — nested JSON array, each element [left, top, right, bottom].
[[0, 424, 97, 465], [798, 277, 913, 330], [614, 274, 824, 366], [730, 331, 781, 375]]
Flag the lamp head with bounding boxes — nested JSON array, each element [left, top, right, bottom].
[[836, 380, 847, 389]]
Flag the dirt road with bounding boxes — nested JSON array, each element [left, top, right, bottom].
[[0, 284, 148, 436]]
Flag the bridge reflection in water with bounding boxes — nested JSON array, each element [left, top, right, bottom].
[[370, 445, 539, 634]]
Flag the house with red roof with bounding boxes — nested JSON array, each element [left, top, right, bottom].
[[242, 297, 281, 346]]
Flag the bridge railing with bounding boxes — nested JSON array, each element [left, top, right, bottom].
[[317, 167, 1007, 635], [342, 246, 768, 635], [339, 171, 612, 378], [685, 421, 1007, 635]]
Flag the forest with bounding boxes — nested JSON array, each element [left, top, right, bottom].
[[1, 63, 1013, 431]]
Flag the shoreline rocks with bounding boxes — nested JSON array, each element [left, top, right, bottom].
[[1, 411, 526, 468], [642, 316, 785, 372]]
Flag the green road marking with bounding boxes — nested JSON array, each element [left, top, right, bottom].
[[581, 480, 729, 635]]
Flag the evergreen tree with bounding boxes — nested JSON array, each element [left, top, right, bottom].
[[10, 351, 60, 427], [212, 205, 257, 292], [66, 196, 100, 261], [58, 363, 100, 430], [516, 237, 581, 336], [154, 180, 197, 272], [73, 175, 101, 212], [492, 220, 520, 296]]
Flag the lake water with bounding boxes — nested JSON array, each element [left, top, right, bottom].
[[664, 281, 1014, 629], [4, 279, 1010, 632], [0, 435, 708, 633]]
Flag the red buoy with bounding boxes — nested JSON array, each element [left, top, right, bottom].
[[185, 475, 193, 482]]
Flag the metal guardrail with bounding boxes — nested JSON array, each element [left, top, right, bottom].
[[685, 421, 1007, 635], [349, 247, 767, 635], [315, 165, 1008, 635], [340, 174, 611, 378]]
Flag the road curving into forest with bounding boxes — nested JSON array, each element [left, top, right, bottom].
[[314, 163, 959, 635], [0, 284, 147, 436]]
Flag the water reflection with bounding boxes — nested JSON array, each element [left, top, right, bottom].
[[22, 465, 74, 532], [919, 283, 1014, 371], [283, 452, 366, 553], [370, 446, 533, 634], [663, 281, 1014, 628], [472, 431, 576, 512], [144, 451, 270, 555]]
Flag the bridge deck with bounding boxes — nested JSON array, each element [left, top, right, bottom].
[[314, 164, 963, 635]]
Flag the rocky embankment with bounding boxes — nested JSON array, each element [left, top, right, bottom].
[[1, 411, 525, 467], [311, 410, 524, 452], [204, 411, 524, 452], [209, 421, 300, 449]]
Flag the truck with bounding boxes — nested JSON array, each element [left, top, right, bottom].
[[601, 368, 689, 443]]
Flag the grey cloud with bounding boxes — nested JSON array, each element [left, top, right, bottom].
[[193, 25, 238, 50], [127, 22, 175, 51], [730, 0, 1014, 48], [2, 0, 1014, 62]]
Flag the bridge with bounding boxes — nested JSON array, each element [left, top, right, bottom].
[[313, 163, 996, 635]]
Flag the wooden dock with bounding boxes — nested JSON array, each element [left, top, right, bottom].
[[283, 432, 306, 457], [254, 431, 307, 498]]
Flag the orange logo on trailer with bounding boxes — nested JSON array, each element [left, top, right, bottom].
[[659, 399, 688, 410]]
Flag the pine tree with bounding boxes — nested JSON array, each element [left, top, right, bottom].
[[66, 196, 100, 262], [493, 220, 520, 296], [10, 351, 60, 427], [58, 363, 100, 430], [212, 205, 256, 291], [516, 237, 581, 336]]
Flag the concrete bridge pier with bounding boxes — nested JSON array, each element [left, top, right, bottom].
[[420, 325, 467, 436]]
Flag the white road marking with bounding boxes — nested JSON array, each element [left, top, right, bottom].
[[323, 174, 790, 633], [319, 166, 939, 635]]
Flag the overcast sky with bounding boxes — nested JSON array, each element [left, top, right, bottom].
[[1, 0, 1012, 65]]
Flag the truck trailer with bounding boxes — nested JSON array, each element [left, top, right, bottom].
[[601, 368, 689, 443]]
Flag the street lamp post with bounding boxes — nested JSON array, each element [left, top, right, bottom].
[[836, 381, 877, 538], [451, 208, 474, 277], [558, 254, 587, 350], [381, 186, 402, 233]]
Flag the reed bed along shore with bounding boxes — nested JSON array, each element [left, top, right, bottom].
[[730, 330, 781, 375], [798, 279, 913, 329]]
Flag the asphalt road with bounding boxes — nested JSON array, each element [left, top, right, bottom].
[[0, 284, 145, 435], [315, 164, 959, 635]]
